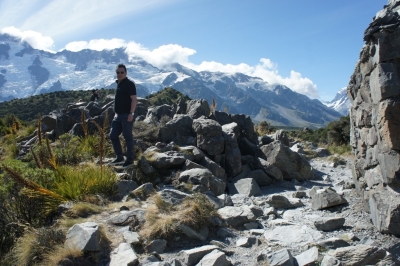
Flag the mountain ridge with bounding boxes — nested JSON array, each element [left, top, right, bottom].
[[0, 33, 343, 127]]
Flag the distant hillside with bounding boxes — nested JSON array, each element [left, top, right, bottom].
[[0, 90, 96, 121], [0, 87, 191, 122], [146, 87, 191, 106]]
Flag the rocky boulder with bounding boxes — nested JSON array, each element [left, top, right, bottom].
[[192, 118, 224, 156], [311, 188, 348, 210], [64, 222, 101, 252], [186, 99, 210, 119], [144, 104, 174, 123], [158, 114, 195, 146], [261, 141, 314, 181]]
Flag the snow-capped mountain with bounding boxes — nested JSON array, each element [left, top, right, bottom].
[[321, 88, 350, 116], [0, 33, 342, 128]]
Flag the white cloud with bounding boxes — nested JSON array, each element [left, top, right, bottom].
[[0, 26, 54, 52], [64, 38, 127, 52], [187, 57, 319, 99], [125, 42, 196, 68]]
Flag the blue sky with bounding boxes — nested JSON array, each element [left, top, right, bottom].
[[0, 0, 387, 101]]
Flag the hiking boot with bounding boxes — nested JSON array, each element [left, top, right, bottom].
[[120, 161, 134, 169], [108, 158, 124, 165]]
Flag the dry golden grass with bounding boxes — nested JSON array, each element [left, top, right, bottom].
[[140, 193, 219, 241], [67, 202, 103, 218], [43, 245, 83, 266]]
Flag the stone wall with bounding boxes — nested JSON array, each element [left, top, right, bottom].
[[348, 0, 400, 235]]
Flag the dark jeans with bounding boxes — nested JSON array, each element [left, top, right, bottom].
[[109, 113, 134, 163]]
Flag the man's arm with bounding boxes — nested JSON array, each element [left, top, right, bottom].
[[127, 95, 137, 122]]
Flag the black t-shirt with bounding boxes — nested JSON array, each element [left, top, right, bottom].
[[114, 78, 137, 114]]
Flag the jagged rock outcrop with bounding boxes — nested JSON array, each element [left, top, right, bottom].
[[348, 0, 400, 235]]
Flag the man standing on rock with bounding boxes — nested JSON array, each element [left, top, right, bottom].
[[109, 64, 137, 168]]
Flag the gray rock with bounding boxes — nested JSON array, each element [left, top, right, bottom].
[[265, 194, 304, 209], [369, 187, 400, 235], [290, 143, 304, 153], [217, 205, 261, 227], [311, 188, 347, 210], [295, 247, 318, 266], [209, 176, 226, 196], [244, 222, 259, 230], [248, 169, 273, 186], [158, 189, 190, 205], [314, 217, 345, 231], [261, 141, 314, 181], [114, 180, 138, 201], [292, 191, 307, 198], [236, 237, 257, 247], [179, 168, 212, 187], [199, 156, 226, 180], [179, 224, 209, 241], [195, 249, 230, 266], [187, 99, 210, 119], [359, 236, 378, 246], [143, 148, 187, 169], [222, 122, 242, 177], [183, 245, 219, 265], [193, 118, 224, 156], [144, 104, 174, 123], [182, 159, 206, 171], [146, 239, 167, 254], [131, 183, 153, 198], [123, 231, 141, 245], [158, 114, 194, 146], [327, 245, 387, 266], [109, 243, 138, 266], [228, 178, 261, 196], [320, 255, 342, 266], [308, 186, 324, 198], [269, 248, 295, 266], [317, 237, 350, 250], [216, 227, 236, 238], [255, 157, 283, 181], [108, 210, 139, 226], [272, 130, 290, 146], [264, 225, 323, 247], [217, 194, 234, 206], [64, 222, 100, 252]]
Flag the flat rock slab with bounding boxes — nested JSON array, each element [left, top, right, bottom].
[[317, 237, 350, 250], [183, 245, 219, 266], [264, 225, 323, 247], [269, 248, 295, 266], [311, 188, 347, 210], [266, 194, 304, 209], [217, 205, 262, 227], [314, 217, 345, 231], [196, 250, 231, 266], [108, 211, 136, 226], [123, 231, 140, 244], [295, 247, 319, 266], [109, 243, 138, 266], [328, 244, 386, 266]]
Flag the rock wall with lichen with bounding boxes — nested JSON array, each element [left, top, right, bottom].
[[348, 0, 400, 235]]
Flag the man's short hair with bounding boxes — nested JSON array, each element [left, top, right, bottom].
[[92, 89, 96, 93], [116, 64, 127, 72]]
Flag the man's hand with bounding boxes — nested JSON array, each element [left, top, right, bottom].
[[127, 113, 134, 122]]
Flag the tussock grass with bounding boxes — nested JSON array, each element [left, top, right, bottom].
[[140, 193, 219, 241], [43, 246, 84, 266], [67, 202, 103, 218], [11, 228, 65, 266], [53, 164, 117, 201]]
